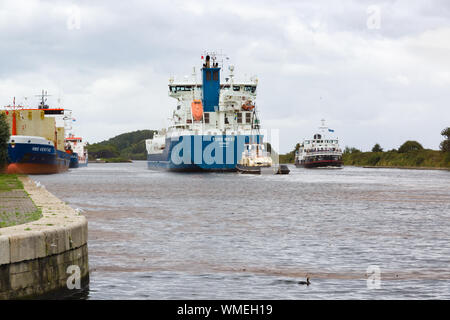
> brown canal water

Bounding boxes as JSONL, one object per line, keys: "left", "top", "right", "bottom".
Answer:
{"left": 32, "top": 162, "right": 450, "bottom": 299}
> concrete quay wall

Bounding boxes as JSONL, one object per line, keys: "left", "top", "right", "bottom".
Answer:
{"left": 0, "top": 177, "right": 89, "bottom": 299}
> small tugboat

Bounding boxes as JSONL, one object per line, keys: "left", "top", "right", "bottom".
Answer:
{"left": 236, "top": 142, "right": 272, "bottom": 174}
{"left": 295, "top": 119, "right": 343, "bottom": 168}
{"left": 275, "top": 164, "right": 290, "bottom": 174}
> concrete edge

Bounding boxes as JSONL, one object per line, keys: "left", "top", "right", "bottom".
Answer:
{"left": 0, "top": 176, "right": 87, "bottom": 265}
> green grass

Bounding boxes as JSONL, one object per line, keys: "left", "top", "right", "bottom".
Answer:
{"left": 102, "top": 157, "right": 133, "bottom": 163}
{"left": 0, "top": 174, "right": 43, "bottom": 228}
{"left": 0, "top": 207, "right": 42, "bottom": 228}
{"left": 343, "top": 150, "right": 450, "bottom": 168}
{"left": 0, "top": 174, "right": 24, "bottom": 192}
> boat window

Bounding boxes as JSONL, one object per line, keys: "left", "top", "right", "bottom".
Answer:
{"left": 245, "top": 112, "right": 251, "bottom": 123}
{"left": 237, "top": 112, "right": 242, "bottom": 123}
{"left": 206, "top": 71, "right": 211, "bottom": 81}
{"left": 244, "top": 86, "right": 256, "bottom": 93}
{"left": 213, "top": 71, "right": 219, "bottom": 81}
{"left": 233, "top": 86, "right": 240, "bottom": 91}
{"left": 224, "top": 117, "right": 229, "bottom": 124}
{"left": 204, "top": 113, "right": 210, "bottom": 124}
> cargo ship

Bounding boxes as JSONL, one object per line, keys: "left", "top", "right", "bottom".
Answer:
{"left": 65, "top": 135, "right": 88, "bottom": 168}
{"left": 295, "top": 120, "right": 343, "bottom": 168}
{"left": 1, "top": 93, "right": 71, "bottom": 174}
{"left": 146, "top": 53, "right": 264, "bottom": 171}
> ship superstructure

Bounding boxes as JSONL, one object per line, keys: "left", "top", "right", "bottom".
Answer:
{"left": 146, "top": 53, "right": 263, "bottom": 171}
{"left": 295, "top": 120, "right": 343, "bottom": 168}
{"left": 65, "top": 135, "right": 88, "bottom": 168}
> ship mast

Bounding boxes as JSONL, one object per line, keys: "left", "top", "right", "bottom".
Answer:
{"left": 36, "top": 90, "right": 51, "bottom": 109}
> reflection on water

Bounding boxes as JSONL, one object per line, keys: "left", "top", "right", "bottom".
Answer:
{"left": 33, "top": 162, "right": 450, "bottom": 299}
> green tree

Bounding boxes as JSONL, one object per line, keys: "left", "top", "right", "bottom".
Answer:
{"left": 344, "top": 146, "right": 361, "bottom": 154}
{"left": 440, "top": 127, "right": 450, "bottom": 152}
{"left": 87, "top": 144, "right": 120, "bottom": 159}
{"left": 87, "top": 130, "right": 156, "bottom": 160}
{"left": 371, "top": 143, "right": 383, "bottom": 152}
{"left": 398, "top": 140, "right": 423, "bottom": 153}
{"left": 0, "top": 113, "right": 10, "bottom": 171}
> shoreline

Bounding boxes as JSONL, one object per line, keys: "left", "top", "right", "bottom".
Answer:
{"left": 360, "top": 165, "right": 450, "bottom": 171}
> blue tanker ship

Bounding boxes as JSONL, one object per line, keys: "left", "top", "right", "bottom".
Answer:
{"left": 146, "top": 53, "right": 264, "bottom": 171}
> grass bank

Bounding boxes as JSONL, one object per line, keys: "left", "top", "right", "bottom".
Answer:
{"left": 0, "top": 174, "right": 43, "bottom": 228}
{"left": 0, "top": 174, "right": 24, "bottom": 191}
{"left": 343, "top": 150, "right": 450, "bottom": 169}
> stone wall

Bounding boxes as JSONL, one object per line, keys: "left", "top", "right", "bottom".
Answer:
{"left": 0, "top": 177, "right": 89, "bottom": 299}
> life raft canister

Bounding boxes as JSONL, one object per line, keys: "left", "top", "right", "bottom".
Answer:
{"left": 191, "top": 99, "right": 203, "bottom": 121}
{"left": 242, "top": 101, "right": 255, "bottom": 111}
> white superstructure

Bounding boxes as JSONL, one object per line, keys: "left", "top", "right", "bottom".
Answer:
{"left": 146, "top": 53, "right": 261, "bottom": 156}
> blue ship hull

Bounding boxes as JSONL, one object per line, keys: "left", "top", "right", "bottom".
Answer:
{"left": 69, "top": 153, "right": 79, "bottom": 168}
{"left": 147, "top": 134, "right": 262, "bottom": 172}
{"left": 7, "top": 142, "right": 71, "bottom": 174}
{"left": 68, "top": 153, "right": 89, "bottom": 168}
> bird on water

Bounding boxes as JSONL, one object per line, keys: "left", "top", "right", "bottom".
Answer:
{"left": 298, "top": 277, "right": 311, "bottom": 286}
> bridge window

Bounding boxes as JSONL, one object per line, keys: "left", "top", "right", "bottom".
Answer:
{"left": 244, "top": 86, "right": 256, "bottom": 93}
{"left": 237, "top": 112, "right": 242, "bottom": 123}
{"left": 204, "top": 113, "right": 210, "bottom": 124}
{"left": 233, "top": 86, "right": 240, "bottom": 91}
{"left": 170, "top": 86, "right": 193, "bottom": 93}
{"left": 245, "top": 112, "right": 251, "bottom": 123}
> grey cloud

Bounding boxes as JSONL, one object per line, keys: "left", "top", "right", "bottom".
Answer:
{"left": 1, "top": 0, "right": 449, "bottom": 152}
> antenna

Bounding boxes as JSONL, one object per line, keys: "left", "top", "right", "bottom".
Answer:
{"left": 36, "top": 90, "right": 51, "bottom": 109}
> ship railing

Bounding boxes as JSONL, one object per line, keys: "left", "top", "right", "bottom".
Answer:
{"left": 305, "top": 151, "right": 342, "bottom": 156}
{"left": 242, "top": 149, "right": 270, "bottom": 158}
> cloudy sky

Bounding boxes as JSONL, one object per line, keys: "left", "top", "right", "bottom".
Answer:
{"left": 1, "top": 0, "right": 449, "bottom": 153}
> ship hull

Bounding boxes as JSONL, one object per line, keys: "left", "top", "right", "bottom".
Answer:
{"left": 147, "top": 134, "right": 262, "bottom": 172}
{"left": 295, "top": 154, "right": 343, "bottom": 168}
{"left": 69, "top": 153, "right": 79, "bottom": 168}
{"left": 295, "top": 158, "right": 343, "bottom": 168}
{"left": 77, "top": 154, "right": 89, "bottom": 168}
{"left": 236, "top": 164, "right": 272, "bottom": 174}
{"left": 7, "top": 142, "right": 71, "bottom": 174}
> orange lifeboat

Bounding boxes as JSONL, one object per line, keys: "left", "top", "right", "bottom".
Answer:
{"left": 191, "top": 99, "right": 203, "bottom": 121}
{"left": 242, "top": 101, "right": 255, "bottom": 111}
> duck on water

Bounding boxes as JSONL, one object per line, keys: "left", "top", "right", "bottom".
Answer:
{"left": 298, "top": 277, "right": 311, "bottom": 286}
